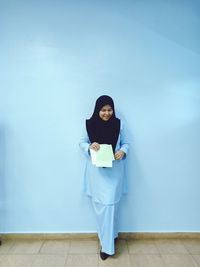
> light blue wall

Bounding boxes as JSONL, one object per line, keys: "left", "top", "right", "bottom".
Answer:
{"left": 0, "top": 0, "right": 200, "bottom": 233}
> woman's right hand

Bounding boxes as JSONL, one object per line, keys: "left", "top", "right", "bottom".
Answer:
{"left": 89, "top": 142, "right": 100, "bottom": 151}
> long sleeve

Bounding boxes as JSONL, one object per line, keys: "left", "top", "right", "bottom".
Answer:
{"left": 119, "top": 121, "right": 129, "bottom": 155}
{"left": 79, "top": 126, "right": 91, "bottom": 157}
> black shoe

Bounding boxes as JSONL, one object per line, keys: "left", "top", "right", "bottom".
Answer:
{"left": 100, "top": 250, "right": 110, "bottom": 260}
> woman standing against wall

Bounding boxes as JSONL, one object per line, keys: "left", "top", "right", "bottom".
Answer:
{"left": 79, "top": 95, "right": 129, "bottom": 260}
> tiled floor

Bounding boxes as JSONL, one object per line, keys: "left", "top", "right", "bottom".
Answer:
{"left": 0, "top": 238, "right": 200, "bottom": 266}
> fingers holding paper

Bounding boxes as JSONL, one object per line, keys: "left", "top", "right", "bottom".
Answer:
{"left": 114, "top": 150, "right": 125, "bottom": 160}
{"left": 89, "top": 142, "right": 100, "bottom": 151}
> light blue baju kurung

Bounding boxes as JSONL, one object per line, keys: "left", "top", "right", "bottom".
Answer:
{"left": 79, "top": 121, "right": 129, "bottom": 255}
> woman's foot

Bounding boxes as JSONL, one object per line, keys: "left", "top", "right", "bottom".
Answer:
{"left": 100, "top": 250, "right": 110, "bottom": 260}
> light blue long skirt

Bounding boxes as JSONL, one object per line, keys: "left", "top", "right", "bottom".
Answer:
{"left": 92, "top": 200, "right": 120, "bottom": 255}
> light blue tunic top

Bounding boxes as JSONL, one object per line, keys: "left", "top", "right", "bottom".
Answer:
{"left": 79, "top": 121, "right": 129, "bottom": 205}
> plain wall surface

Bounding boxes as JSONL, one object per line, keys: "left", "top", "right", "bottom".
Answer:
{"left": 0, "top": 0, "right": 200, "bottom": 233}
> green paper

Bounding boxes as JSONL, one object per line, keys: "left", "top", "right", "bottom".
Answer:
{"left": 96, "top": 144, "right": 114, "bottom": 161}
{"left": 90, "top": 144, "right": 114, "bottom": 167}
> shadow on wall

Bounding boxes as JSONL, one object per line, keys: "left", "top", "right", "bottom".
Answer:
{"left": 120, "top": 152, "right": 145, "bottom": 231}
{"left": 117, "top": 111, "right": 145, "bottom": 231}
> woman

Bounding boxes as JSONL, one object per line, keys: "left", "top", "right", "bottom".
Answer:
{"left": 79, "top": 95, "right": 129, "bottom": 260}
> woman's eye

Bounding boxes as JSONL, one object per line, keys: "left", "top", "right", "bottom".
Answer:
{"left": 101, "top": 109, "right": 112, "bottom": 112}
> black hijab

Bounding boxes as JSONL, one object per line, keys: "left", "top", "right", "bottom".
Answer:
{"left": 86, "top": 95, "right": 120, "bottom": 152}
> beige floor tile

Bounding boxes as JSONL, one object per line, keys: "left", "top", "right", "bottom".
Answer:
{"left": 192, "top": 254, "right": 200, "bottom": 266}
{"left": 0, "top": 240, "right": 15, "bottom": 254}
{"left": 69, "top": 240, "right": 99, "bottom": 254}
{"left": 99, "top": 254, "right": 131, "bottom": 267}
{"left": 0, "top": 254, "right": 35, "bottom": 267}
{"left": 65, "top": 254, "right": 98, "bottom": 267}
{"left": 115, "top": 239, "right": 129, "bottom": 255}
{"left": 32, "top": 254, "right": 67, "bottom": 267}
{"left": 130, "top": 254, "right": 166, "bottom": 267}
{"left": 40, "top": 240, "right": 70, "bottom": 254}
{"left": 181, "top": 239, "right": 200, "bottom": 254}
{"left": 161, "top": 254, "right": 199, "bottom": 267}
{"left": 9, "top": 240, "right": 44, "bottom": 254}
{"left": 0, "top": 255, "right": 6, "bottom": 266}
{"left": 155, "top": 239, "right": 189, "bottom": 254}
{"left": 127, "top": 240, "right": 159, "bottom": 254}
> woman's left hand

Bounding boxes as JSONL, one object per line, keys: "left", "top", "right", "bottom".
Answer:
{"left": 114, "top": 150, "right": 125, "bottom": 160}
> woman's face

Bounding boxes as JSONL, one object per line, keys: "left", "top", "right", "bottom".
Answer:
{"left": 99, "top": 105, "right": 113, "bottom": 121}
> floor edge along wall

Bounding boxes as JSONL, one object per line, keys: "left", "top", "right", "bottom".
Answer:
{"left": 1, "top": 232, "right": 200, "bottom": 240}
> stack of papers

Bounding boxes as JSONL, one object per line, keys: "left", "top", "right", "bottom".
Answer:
{"left": 90, "top": 144, "right": 115, "bottom": 167}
